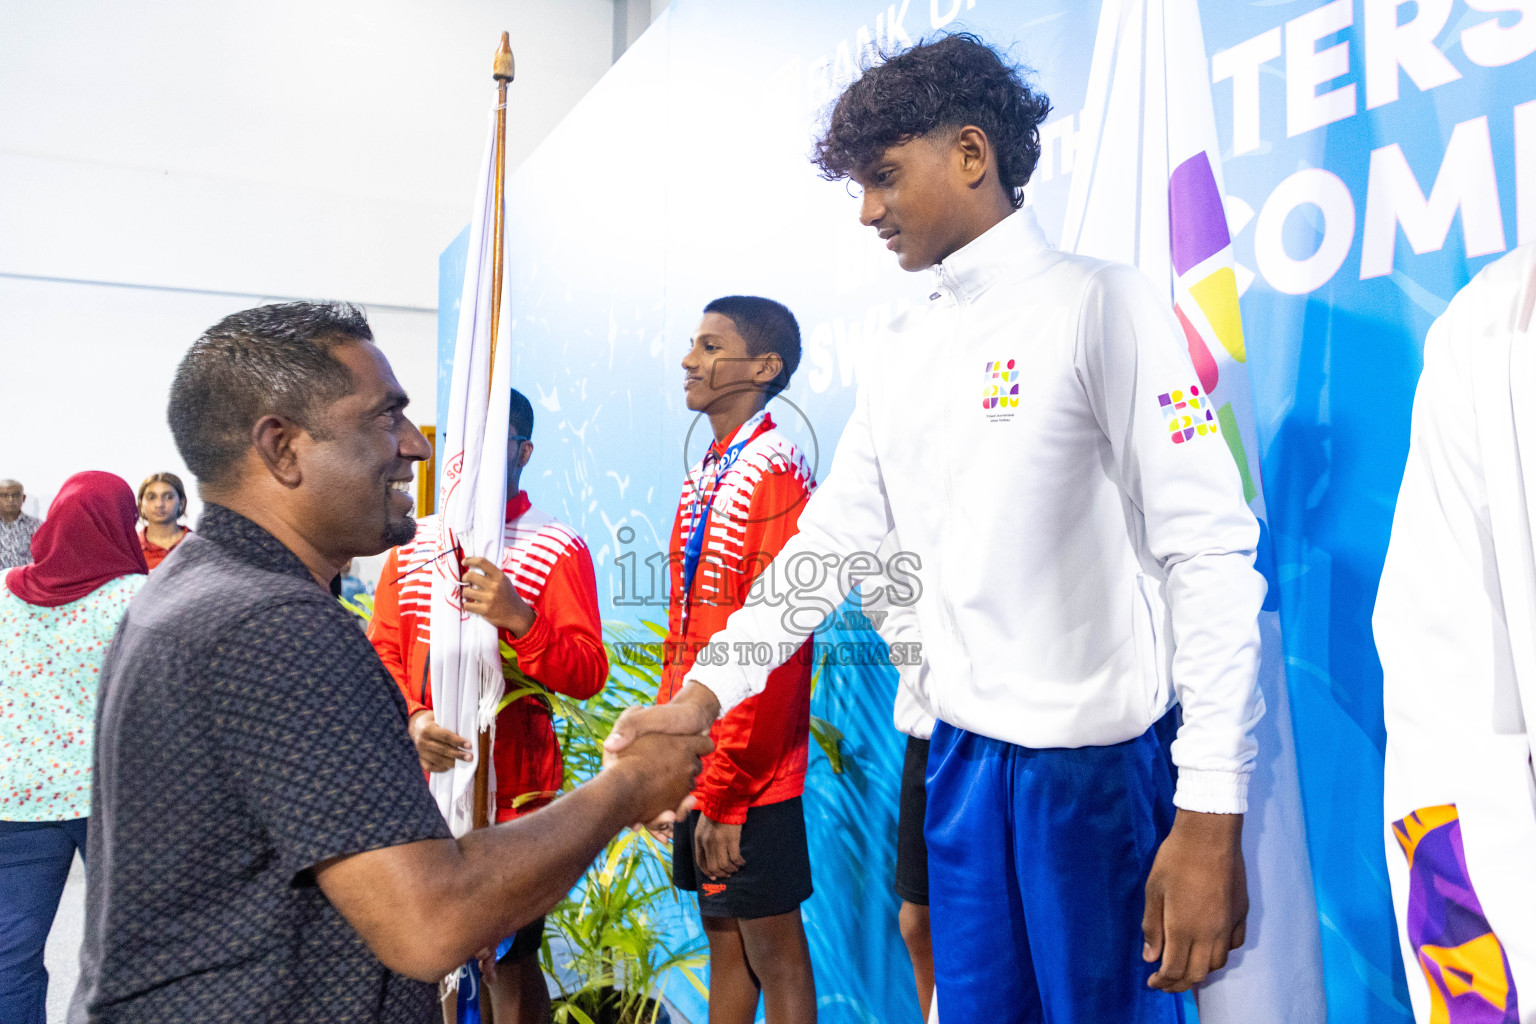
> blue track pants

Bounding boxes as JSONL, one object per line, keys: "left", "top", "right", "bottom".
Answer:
{"left": 925, "top": 716, "right": 1184, "bottom": 1023}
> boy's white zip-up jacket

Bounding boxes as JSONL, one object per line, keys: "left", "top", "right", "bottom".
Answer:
{"left": 688, "top": 209, "right": 1266, "bottom": 814}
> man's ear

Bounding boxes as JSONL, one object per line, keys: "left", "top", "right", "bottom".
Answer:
{"left": 955, "top": 125, "right": 991, "bottom": 189}
{"left": 251, "top": 414, "right": 305, "bottom": 489}
{"left": 518, "top": 441, "right": 534, "bottom": 469}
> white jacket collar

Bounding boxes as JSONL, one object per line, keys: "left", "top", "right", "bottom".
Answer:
{"left": 931, "top": 207, "right": 1052, "bottom": 302}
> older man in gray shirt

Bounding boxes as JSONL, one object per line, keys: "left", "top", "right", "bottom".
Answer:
{"left": 71, "top": 302, "right": 709, "bottom": 1024}
{"left": 0, "top": 479, "right": 41, "bottom": 568}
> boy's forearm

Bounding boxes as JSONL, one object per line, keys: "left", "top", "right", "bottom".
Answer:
{"left": 672, "top": 680, "right": 723, "bottom": 723}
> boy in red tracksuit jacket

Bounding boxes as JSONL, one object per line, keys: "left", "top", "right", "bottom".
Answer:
{"left": 660, "top": 296, "right": 817, "bottom": 1024}
{"left": 369, "top": 389, "right": 607, "bottom": 1024}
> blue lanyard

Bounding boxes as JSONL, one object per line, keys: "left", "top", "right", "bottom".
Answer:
{"left": 680, "top": 419, "right": 759, "bottom": 623}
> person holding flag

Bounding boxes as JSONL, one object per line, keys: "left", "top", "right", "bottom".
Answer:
{"left": 370, "top": 387, "right": 607, "bottom": 1024}
{"left": 608, "top": 34, "right": 1264, "bottom": 1023}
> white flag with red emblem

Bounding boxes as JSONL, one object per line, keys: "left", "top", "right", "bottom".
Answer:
{"left": 429, "top": 111, "right": 511, "bottom": 838}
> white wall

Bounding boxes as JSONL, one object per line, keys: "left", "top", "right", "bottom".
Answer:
{"left": 0, "top": 0, "right": 618, "bottom": 521}
{"left": 0, "top": 276, "right": 438, "bottom": 523}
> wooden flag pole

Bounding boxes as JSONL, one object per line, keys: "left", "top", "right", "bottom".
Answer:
{"left": 473, "top": 30, "right": 515, "bottom": 835}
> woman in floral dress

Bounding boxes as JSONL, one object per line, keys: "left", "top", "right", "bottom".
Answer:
{"left": 0, "top": 471, "right": 148, "bottom": 1024}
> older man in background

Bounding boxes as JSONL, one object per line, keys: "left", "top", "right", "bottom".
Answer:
{"left": 0, "top": 480, "right": 41, "bottom": 569}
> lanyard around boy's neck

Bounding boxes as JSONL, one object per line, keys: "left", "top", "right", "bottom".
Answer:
{"left": 680, "top": 411, "right": 765, "bottom": 630}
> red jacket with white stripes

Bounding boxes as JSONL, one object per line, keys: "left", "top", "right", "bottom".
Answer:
{"left": 658, "top": 410, "right": 816, "bottom": 825}
{"left": 369, "top": 492, "right": 608, "bottom": 822}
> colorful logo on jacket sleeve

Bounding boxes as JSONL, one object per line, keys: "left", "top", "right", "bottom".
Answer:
{"left": 1392, "top": 805, "right": 1519, "bottom": 1024}
{"left": 982, "top": 359, "right": 1019, "bottom": 410}
{"left": 1158, "top": 384, "right": 1218, "bottom": 444}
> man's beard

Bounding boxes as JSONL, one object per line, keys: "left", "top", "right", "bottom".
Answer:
{"left": 384, "top": 511, "right": 418, "bottom": 549}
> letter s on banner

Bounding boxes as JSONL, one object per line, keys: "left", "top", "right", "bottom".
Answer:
{"left": 1462, "top": 0, "right": 1536, "bottom": 68}
{"left": 1255, "top": 168, "right": 1357, "bottom": 295}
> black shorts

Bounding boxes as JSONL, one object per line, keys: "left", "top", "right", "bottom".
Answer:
{"left": 496, "top": 915, "right": 545, "bottom": 962}
{"left": 673, "top": 796, "right": 813, "bottom": 920}
{"left": 894, "top": 735, "right": 930, "bottom": 906}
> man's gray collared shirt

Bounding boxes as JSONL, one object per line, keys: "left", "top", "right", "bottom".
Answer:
{"left": 0, "top": 513, "right": 40, "bottom": 568}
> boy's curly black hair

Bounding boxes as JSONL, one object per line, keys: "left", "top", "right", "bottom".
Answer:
{"left": 813, "top": 33, "right": 1052, "bottom": 209}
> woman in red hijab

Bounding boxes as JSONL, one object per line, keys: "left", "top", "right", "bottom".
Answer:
{"left": 0, "top": 471, "right": 148, "bottom": 1024}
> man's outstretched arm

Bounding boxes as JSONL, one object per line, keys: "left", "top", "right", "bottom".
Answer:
{"left": 316, "top": 730, "right": 710, "bottom": 982}
{"left": 214, "top": 601, "right": 710, "bottom": 986}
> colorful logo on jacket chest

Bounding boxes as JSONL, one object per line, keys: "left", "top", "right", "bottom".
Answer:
{"left": 1159, "top": 384, "right": 1218, "bottom": 444}
{"left": 982, "top": 359, "right": 1019, "bottom": 415}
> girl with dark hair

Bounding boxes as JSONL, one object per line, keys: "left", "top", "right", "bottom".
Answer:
{"left": 137, "top": 471, "right": 191, "bottom": 569}
{"left": 0, "top": 472, "right": 149, "bottom": 1024}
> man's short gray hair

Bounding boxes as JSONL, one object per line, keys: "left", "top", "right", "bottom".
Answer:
{"left": 167, "top": 302, "right": 371, "bottom": 487}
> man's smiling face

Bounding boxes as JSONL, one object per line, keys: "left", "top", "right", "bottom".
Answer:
{"left": 295, "top": 341, "right": 431, "bottom": 556}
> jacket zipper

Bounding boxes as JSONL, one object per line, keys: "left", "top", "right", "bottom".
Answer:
{"left": 935, "top": 271, "right": 964, "bottom": 722}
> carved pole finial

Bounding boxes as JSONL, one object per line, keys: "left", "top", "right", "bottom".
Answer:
{"left": 493, "top": 31, "right": 514, "bottom": 82}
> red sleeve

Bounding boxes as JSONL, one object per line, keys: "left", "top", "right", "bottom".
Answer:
{"left": 368, "top": 547, "right": 427, "bottom": 718}
{"left": 502, "top": 538, "right": 609, "bottom": 700}
{"left": 691, "top": 462, "right": 811, "bottom": 824}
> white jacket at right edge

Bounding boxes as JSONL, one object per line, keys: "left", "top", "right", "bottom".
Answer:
{"left": 687, "top": 209, "right": 1266, "bottom": 815}
{"left": 1375, "top": 243, "right": 1536, "bottom": 1024}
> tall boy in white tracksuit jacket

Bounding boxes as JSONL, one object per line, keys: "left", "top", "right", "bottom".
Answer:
{"left": 609, "top": 35, "right": 1265, "bottom": 1024}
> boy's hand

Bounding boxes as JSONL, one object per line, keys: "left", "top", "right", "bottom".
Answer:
{"left": 1142, "top": 810, "right": 1248, "bottom": 992}
{"left": 604, "top": 683, "right": 720, "bottom": 829}
{"left": 407, "top": 709, "right": 473, "bottom": 773}
{"left": 694, "top": 815, "right": 745, "bottom": 880}
{"left": 461, "top": 556, "right": 536, "bottom": 636}
{"left": 605, "top": 682, "right": 720, "bottom": 755}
